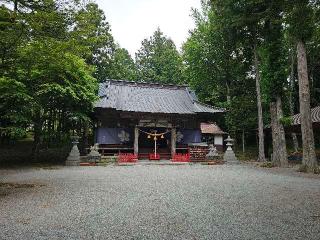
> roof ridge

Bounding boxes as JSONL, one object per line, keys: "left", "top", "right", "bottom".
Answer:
{"left": 105, "top": 79, "right": 189, "bottom": 88}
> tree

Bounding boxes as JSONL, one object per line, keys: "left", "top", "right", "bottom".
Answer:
{"left": 285, "top": 0, "right": 318, "bottom": 171}
{"left": 136, "top": 28, "right": 184, "bottom": 84}
{"left": 17, "top": 39, "right": 97, "bottom": 156}
{"left": 287, "top": 47, "right": 299, "bottom": 152}
{"left": 71, "top": 2, "right": 115, "bottom": 82}
{"left": 259, "top": 3, "right": 288, "bottom": 167}
{"left": 0, "top": 77, "right": 31, "bottom": 142}
{"left": 0, "top": 0, "right": 99, "bottom": 158}
{"left": 183, "top": 1, "right": 259, "bottom": 150}
{"left": 209, "top": 0, "right": 267, "bottom": 161}
{"left": 108, "top": 47, "right": 138, "bottom": 81}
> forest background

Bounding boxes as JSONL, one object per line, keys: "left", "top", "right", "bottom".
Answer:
{"left": 0, "top": 0, "right": 319, "bottom": 169}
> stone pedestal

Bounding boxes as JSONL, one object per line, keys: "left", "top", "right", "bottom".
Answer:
{"left": 87, "top": 143, "right": 101, "bottom": 163}
{"left": 223, "top": 136, "right": 239, "bottom": 164}
{"left": 206, "top": 144, "right": 219, "bottom": 160}
{"left": 66, "top": 138, "right": 80, "bottom": 166}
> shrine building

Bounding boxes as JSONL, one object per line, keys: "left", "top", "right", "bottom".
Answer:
{"left": 93, "top": 80, "right": 224, "bottom": 160}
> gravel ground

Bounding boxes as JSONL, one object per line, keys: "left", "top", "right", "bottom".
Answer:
{"left": 0, "top": 164, "right": 320, "bottom": 240}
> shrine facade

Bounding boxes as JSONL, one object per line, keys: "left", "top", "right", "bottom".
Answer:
{"left": 93, "top": 80, "right": 224, "bottom": 160}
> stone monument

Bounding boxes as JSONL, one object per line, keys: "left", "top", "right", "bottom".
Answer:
{"left": 65, "top": 135, "right": 80, "bottom": 166}
{"left": 223, "top": 135, "right": 239, "bottom": 164}
{"left": 206, "top": 144, "right": 219, "bottom": 160}
{"left": 87, "top": 143, "right": 101, "bottom": 163}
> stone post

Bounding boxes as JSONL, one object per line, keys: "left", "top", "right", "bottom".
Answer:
{"left": 134, "top": 126, "right": 139, "bottom": 155}
{"left": 66, "top": 136, "right": 80, "bottom": 166}
{"left": 171, "top": 127, "right": 176, "bottom": 157}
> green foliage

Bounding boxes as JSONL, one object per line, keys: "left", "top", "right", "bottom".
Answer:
{"left": 136, "top": 28, "right": 184, "bottom": 84}
{"left": 284, "top": 0, "right": 320, "bottom": 106}
{"left": 17, "top": 39, "right": 98, "bottom": 106}
{"left": 183, "top": 0, "right": 320, "bottom": 152}
{"left": 226, "top": 95, "right": 258, "bottom": 134}
{"left": 259, "top": 7, "right": 288, "bottom": 100}
{"left": 0, "top": 77, "right": 31, "bottom": 139}
{"left": 285, "top": 0, "right": 314, "bottom": 42}
{"left": 279, "top": 116, "right": 293, "bottom": 127}
{"left": 71, "top": 2, "right": 116, "bottom": 82}
{"left": 108, "top": 48, "right": 138, "bottom": 81}
{"left": 183, "top": 0, "right": 258, "bottom": 134}
{"left": 0, "top": 1, "right": 106, "bottom": 152}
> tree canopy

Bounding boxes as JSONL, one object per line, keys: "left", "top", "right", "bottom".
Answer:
{"left": 136, "top": 28, "right": 184, "bottom": 84}
{"left": 0, "top": 0, "right": 137, "bottom": 155}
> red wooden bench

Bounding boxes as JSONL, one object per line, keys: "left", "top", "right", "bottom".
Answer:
{"left": 118, "top": 153, "right": 138, "bottom": 163}
{"left": 172, "top": 153, "right": 190, "bottom": 162}
{"left": 149, "top": 153, "right": 160, "bottom": 160}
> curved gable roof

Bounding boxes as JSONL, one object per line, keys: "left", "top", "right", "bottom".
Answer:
{"left": 95, "top": 80, "right": 224, "bottom": 115}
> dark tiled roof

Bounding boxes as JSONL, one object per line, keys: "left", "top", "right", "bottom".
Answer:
{"left": 292, "top": 106, "right": 320, "bottom": 125}
{"left": 95, "top": 80, "right": 224, "bottom": 115}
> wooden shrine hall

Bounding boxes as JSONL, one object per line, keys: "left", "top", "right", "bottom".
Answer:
{"left": 93, "top": 80, "right": 224, "bottom": 160}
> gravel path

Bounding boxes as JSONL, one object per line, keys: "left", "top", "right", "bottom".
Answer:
{"left": 0, "top": 164, "right": 320, "bottom": 240}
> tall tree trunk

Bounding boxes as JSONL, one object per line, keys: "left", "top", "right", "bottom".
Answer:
{"left": 288, "top": 48, "right": 299, "bottom": 152}
{"left": 242, "top": 129, "right": 245, "bottom": 153}
{"left": 83, "top": 121, "right": 89, "bottom": 154}
{"left": 270, "top": 97, "right": 288, "bottom": 167}
{"left": 32, "top": 110, "right": 43, "bottom": 161}
{"left": 296, "top": 40, "right": 317, "bottom": 171}
{"left": 226, "top": 82, "right": 231, "bottom": 104}
{"left": 254, "top": 46, "right": 266, "bottom": 162}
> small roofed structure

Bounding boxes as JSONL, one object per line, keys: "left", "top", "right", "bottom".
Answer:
{"left": 290, "top": 106, "right": 320, "bottom": 149}
{"left": 200, "top": 123, "right": 227, "bottom": 151}
{"left": 292, "top": 106, "right": 320, "bottom": 127}
{"left": 264, "top": 106, "right": 320, "bottom": 132}
{"left": 263, "top": 106, "right": 320, "bottom": 159}
{"left": 93, "top": 80, "right": 224, "bottom": 160}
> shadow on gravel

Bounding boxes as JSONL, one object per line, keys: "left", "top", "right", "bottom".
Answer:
{"left": 0, "top": 182, "right": 45, "bottom": 197}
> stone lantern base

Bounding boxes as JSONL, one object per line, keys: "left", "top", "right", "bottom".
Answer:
{"left": 223, "top": 148, "right": 240, "bottom": 164}
{"left": 66, "top": 144, "right": 80, "bottom": 166}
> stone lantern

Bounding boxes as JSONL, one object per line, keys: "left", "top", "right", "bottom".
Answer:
{"left": 66, "top": 135, "right": 80, "bottom": 166}
{"left": 223, "top": 135, "right": 239, "bottom": 164}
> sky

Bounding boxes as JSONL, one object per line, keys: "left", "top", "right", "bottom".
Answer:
{"left": 95, "top": 0, "right": 201, "bottom": 57}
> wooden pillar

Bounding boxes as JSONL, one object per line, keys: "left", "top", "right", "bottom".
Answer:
{"left": 171, "top": 127, "right": 176, "bottom": 157}
{"left": 134, "top": 126, "right": 139, "bottom": 155}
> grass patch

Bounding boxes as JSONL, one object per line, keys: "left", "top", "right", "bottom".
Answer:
{"left": 235, "top": 148, "right": 258, "bottom": 162}
{"left": 260, "top": 162, "right": 275, "bottom": 168}
{"left": 0, "top": 182, "right": 45, "bottom": 198}
{"left": 297, "top": 164, "right": 320, "bottom": 174}
{"left": 0, "top": 182, "right": 45, "bottom": 188}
